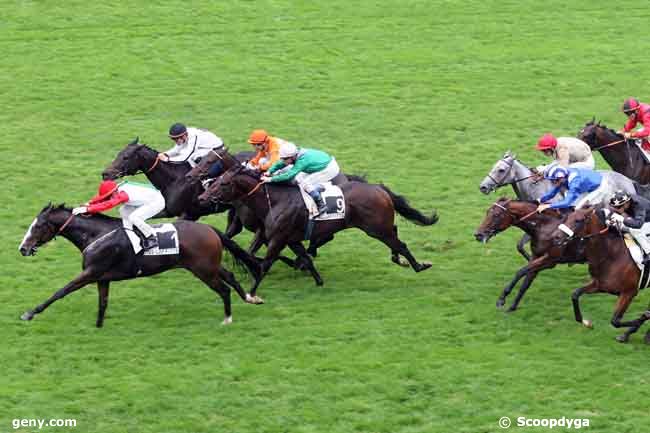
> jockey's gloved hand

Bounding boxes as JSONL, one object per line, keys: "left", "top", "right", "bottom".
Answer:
{"left": 260, "top": 176, "right": 272, "bottom": 183}
{"left": 610, "top": 213, "right": 625, "bottom": 224}
{"left": 72, "top": 206, "right": 88, "bottom": 215}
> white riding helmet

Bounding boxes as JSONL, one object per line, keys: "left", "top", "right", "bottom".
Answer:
{"left": 279, "top": 142, "right": 299, "bottom": 158}
{"left": 544, "top": 163, "right": 569, "bottom": 181}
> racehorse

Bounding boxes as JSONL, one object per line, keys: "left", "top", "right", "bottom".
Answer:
{"left": 479, "top": 151, "right": 555, "bottom": 260}
{"left": 197, "top": 160, "right": 437, "bottom": 295}
{"left": 474, "top": 198, "right": 585, "bottom": 311}
{"left": 18, "top": 204, "right": 262, "bottom": 327}
{"left": 578, "top": 120, "right": 650, "bottom": 184}
{"left": 101, "top": 137, "right": 253, "bottom": 221}
{"left": 552, "top": 206, "right": 649, "bottom": 343}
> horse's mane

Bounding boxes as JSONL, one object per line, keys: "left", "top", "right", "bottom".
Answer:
{"left": 588, "top": 120, "right": 622, "bottom": 137}
{"left": 48, "top": 203, "right": 120, "bottom": 222}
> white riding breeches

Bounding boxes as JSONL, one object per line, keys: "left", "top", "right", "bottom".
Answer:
{"left": 575, "top": 178, "right": 610, "bottom": 209}
{"left": 294, "top": 158, "right": 340, "bottom": 193}
{"left": 568, "top": 154, "right": 595, "bottom": 170}
{"left": 628, "top": 222, "right": 650, "bottom": 255}
{"left": 120, "top": 195, "right": 165, "bottom": 238}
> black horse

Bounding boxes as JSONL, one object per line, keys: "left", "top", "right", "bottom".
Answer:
{"left": 198, "top": 157, "right": 437, "bottom": 295}
{"left": 101, "top": 137, "right": 254, "bottom": 221}
{"left": 578, "top": 120, "right": 650, "bottom": 184}
{"left": 18, "top": 204, "right": 263, "bottom": 327}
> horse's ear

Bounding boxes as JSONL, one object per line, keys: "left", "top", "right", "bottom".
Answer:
{"left": 591, "top": 116, "right": 595, "bottom": 124}
{"left": 503, "top": 150, "right": 512, "bottom": 158}
{"left": 128, "top": 136, "right": 139, "bottom": 146}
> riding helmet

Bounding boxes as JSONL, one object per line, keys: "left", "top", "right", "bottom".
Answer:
{"left": 622, "top": 98, "right": 640, "bottom": 115}
{"left": 248, "top": 129, "right": 269, "bottom": 145}
{"left": 610, "top": 190, "right": 631, "bottom": 207}
{"left": 543, "top": 164, "right": 569, "bottom": 181}
{"left": 536, "top": 133, "right": 557, "bottom": 151}
{"left": 168, "top": 123, "right": 188, "bottom": 138}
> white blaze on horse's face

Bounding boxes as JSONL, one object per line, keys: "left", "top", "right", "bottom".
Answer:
{"left": 19, "top": 218, "right": 38, "bottom": 252}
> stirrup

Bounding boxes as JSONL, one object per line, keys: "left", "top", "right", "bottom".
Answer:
{"left": 142, "top": 235, "right": 158, "bottom": 250}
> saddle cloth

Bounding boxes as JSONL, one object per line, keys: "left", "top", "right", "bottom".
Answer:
{"left": 299, "top": 183, "right": 346, "bottom": 221}
{"left": 125, "top": 223, "right": 179, "bottom": 256}
{"left": 623, "top": 234, "right": 650, "bottom": 290}
{"left": 634, "top": 139, "right": 650, "bottom": 164}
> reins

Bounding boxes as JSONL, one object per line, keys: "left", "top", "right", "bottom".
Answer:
{"left": 591, "top": 139, "right": 625, "bottom": 152}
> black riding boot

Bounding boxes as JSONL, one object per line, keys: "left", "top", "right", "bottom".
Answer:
{"left": 308, "top": 190, "right": 328, "bottom": 216}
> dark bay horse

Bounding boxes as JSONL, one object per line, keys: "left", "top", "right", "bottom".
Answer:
{"left": 198, "top": 162, "right": 437, "bottom": 295}
{"left": 552, "top": 206, "right": 649, "bottom": 343}
{"left": 18, "top": 204, "right": 262, "bottom": 327}
{"left": 101, "top": 137, "right": 253, "bottom": 221}
{"left": 474, "top": 198, "right": 585, "bottom": 311}
{"left": 578, "top": 120, "right": 650, "bottom": 184}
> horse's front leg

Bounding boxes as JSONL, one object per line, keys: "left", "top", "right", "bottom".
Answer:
{"left": 96, "top": 281, "right": 110, "bottom": 328}
{"left": 507, "top": 257, "right": 557, "bottom": 312}
{"left": 516, "top": 234, "right": 532, "bottom": 261}
{"left": 21, "top": 268, "right": 99, "bottom": 321}
{"left": 571, "top": 280, "right": 599, "bottom": 328}
{"left": 288, "top": 242, "right": 323, "bottom": 286}
{"left": 249, "top": 236, "right": 289, "bottom": 300}
{"left": 497, "top": 254, "right": 547, "bottom": 309}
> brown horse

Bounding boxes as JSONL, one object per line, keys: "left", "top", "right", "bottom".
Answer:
{"left": 197, "top": 161, "right": 437, "bottom": 295}
{"left": 474, "top": 198, "right": 585, "bottom": 311}
{"left": 551, "top": 206, "right": 648, "bottom": 343}
{"left": 18, "top": 204, "right": 262, "bottom": 327}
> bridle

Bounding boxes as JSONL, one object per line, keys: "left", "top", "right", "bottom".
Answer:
{"left": 491, "top": 200, "right": 538, "bottom": 224}
{"left": 486, "top": 157, "right": 537, "bottom": 190}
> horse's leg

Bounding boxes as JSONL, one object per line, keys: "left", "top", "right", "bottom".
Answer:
{"left": 516, "top": 234, "right": 532, "bottom": 262}
{"left": 225, "top": 209, "right": 243, "bottom": 238}
{"left": 496, "top": 255, "right": 548, "bottom": 309}
{"left": 21, "top": 268, "right": 98, "bottom": 321}
{"left": 368, "top": 225, "right": 431, "bottom": 272}
{"left": 288, "top": 242, "right": 323, "bottom": 286}
{"left": 390, "top": 226, "right": 410, "bottom": 267}
{"left": 96, "top": 281, "right": 110, "bottom": 328}
{"left": 610, "top": 292, "right": 639, "bottom": 343}
{"left": 250, "top": 237, "right": 289, "bottom": 300}
{"left": 571, "top": 280, "right": 599, "bottom": 328}
{"left": 191, "top": 267, "right": 233, "bottom": 324}
{"left": 307, "top": 233, "right": 334, "bottom": 257}
{"left": 218, "top": 267, "right": 254, "bottom": 304}
{"left": 616, "top": 310, "right": 650, "bottom": 343}
{"left": 506, "top": 258, "right": 557, "bottom": 312}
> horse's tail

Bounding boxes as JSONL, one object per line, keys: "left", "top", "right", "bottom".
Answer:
{"left": 209, "top": 226, "right": 261, "bottom": 281}
{"left": 379, "top": 184, "right": 439, "bottom": 226}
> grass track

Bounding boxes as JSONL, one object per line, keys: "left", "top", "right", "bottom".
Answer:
{"left": 2, "top": 2, "right": 650, "bottom": 432}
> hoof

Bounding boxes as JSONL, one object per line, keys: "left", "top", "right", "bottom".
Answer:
{"left": 252, "top": 295, "right": 265, "bottom": 305}
{"left": 221, "top": 316, "right": 233, "bottom": 326}
{"left": 505, "top": 305, "right": 518, "bottom": 313}
{"left": 644, "top": 332, "right": 650, "bottom": 345}
{"left": 496, "top": 299, "right": 505, "bottom": 309}
{"left": 20, "top": 311, "right": 34, "bottom": 321}
{"left": 582, "top": 319, "right": 593, "bottom": 329}
{"left": 415, "top": 262, "right": 432, "bottom": 272}
{"left": 615, "top": 334, "right": 629, "bottom": 343}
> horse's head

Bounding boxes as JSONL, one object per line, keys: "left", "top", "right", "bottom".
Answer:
{"left": 551, "top": 206, "right": 605, "bottom": 246}
{"left": 19, "top": 203, "right": 70, "bottom": 256}
{"left": 474, "top": 198, "right": 518, "bottom": 243}
{"left": 184, "top": 147, "right": 240, "bottom": 183}
{"left": 479, "top": 151, "right": 518, "bottom": 194}
{"left": 102, "top": 137, "right": 155, "bottom": 180}
{"left": 198, "top": 165, "right": 259, "bottom": 206}
{"left": 578, "top": 119, "right": 622, "bottom": 149}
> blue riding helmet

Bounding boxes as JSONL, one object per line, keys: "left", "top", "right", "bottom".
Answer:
{"left": 544, "top": 164, "right": 569, "bottom": 181}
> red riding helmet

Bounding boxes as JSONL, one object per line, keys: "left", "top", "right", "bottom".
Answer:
{"left": 536, "top": 133, "right": 557, "bottom": 151}
{"left": 96, "top": 180, "right": 118, "bottom": 201}
{"left": 622, "top": 98, "right": 640, "bottom": 115}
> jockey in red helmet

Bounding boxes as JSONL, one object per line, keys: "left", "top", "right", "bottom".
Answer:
{"left": 535, "top": 133, "right": 594, "bottom": 172}
{"left": 620, "top": 98, "right": 650, "bottom": 150}
{"left": 73, "top": 180, "right": 166, "bottom": 250}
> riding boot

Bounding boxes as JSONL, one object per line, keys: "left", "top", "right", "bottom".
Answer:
{"left": 142, "top": 235, "right": 158, "bottom": 250}
{"left": 308, "top": 190, "right": 328, "bottom": 216}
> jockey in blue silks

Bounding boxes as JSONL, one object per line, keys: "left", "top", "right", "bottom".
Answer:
{"left": 536, "top": 164, "right": 605, "bottom": 213}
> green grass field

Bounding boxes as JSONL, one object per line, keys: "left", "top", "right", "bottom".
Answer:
{"left": 3, "top": 1, "right": 650, "bottom": 432}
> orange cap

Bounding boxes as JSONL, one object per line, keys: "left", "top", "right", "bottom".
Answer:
{"left": 248, "top": 129, "right": 269, "bottom": 145}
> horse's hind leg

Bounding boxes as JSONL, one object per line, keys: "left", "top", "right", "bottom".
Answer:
{"left": 96, "top": 281, "right": 110, "bottom": 328}
{"left": 390, "top": 226, "right": 410, "bottom": 267}
{"left": 617, "top": 311, "right": 650, "bottom": 343}
{"left": 218, "top": 267, "right": 254, "bottom": 304}
{"left": 289, "top": 242, "right": 323, "bottom": 286}
{"left": 610, "top": 292, "right": 639, "bottom": 343}
{"left": 189, "top": 266, "right": 233, "bottom": 324}
{"left": 370, "top": 225, "right": 431, "bottom": 272}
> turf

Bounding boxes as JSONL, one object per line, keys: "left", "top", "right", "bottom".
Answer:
{"left": 2, "top": 1, "right": 649, "bottom": 432}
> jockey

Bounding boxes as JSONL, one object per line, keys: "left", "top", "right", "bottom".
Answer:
{"left": 158, "top": 123, "right": 225, "bottom": 176}
{"left": 246, "top": 129, "right": 282, "bottom": 172}
{"left": 535, "top": 133, "right": 594, "bottom": 171}
{"left": 619, "top": 98, "right": 650, "bottom": 150}
{"left": 72, "top": 180, "right": 166, "bottom": 250}
{"left": 261, "top": 142, "right": 340, "bottom": 216}
{"left": 536, "top": 164, "right": 605, "bottom": 212}
{"left": 607, "top": 190, "right": 650, "bottom": 264}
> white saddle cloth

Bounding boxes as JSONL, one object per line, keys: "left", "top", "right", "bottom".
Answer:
{"left": 299, "top": 183, "right": 346, "bottom": 221}
{"left": 125, "top": 223, "right": 179, "bottom": 255}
